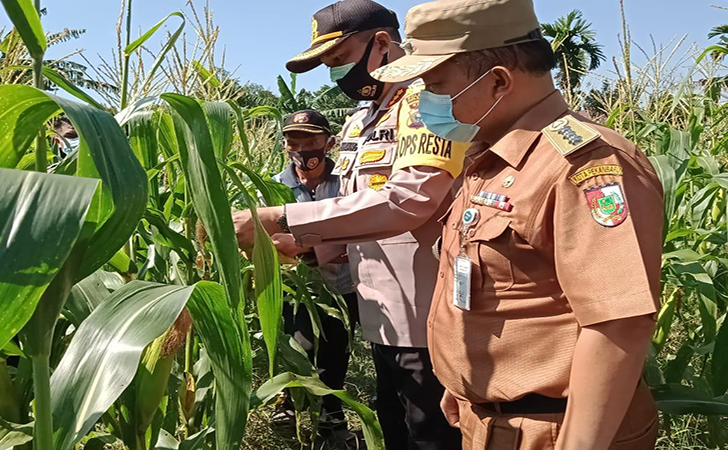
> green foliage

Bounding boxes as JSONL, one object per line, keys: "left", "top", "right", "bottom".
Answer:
{"left": 0, "top": 168, "right": 98, "bottom": 350}
{"left": 16, "top": 2, "right": 728, "bottom": 449}
{"left": 542, "top": 9, "right": 605, "bottom": 103}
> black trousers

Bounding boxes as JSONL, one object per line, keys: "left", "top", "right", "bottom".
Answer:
{"left": 283, "top": 292, "right": 360, "bottom": 428}
{"left": 372, "top": 344, "right": 462, "bottom": 450}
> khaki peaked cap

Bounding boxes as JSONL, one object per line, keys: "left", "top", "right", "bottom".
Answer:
{"left": 372, "top": 0, "right": 542, "bottom": 83}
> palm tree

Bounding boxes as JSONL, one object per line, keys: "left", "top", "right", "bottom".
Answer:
{"left": 708, "top": 24, "right": 728, "bottom": 60}
{"left": 542, "top": 10, "right": 605, "bottom": 100}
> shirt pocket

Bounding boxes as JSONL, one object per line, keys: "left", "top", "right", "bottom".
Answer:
{"left": 467, "top": 216, "right": 514, "bottom": 291}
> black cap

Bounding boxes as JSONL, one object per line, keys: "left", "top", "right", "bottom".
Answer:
{"left": 286, "top": 0, "right": 399, "bottom": 74}
{"left": 283, "top": 110, "right": 332, "bottom": 135}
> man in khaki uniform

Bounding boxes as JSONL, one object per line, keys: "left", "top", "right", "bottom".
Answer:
{"left": 372, "top": 0, "right": 663, "bottom": 449}
{"left": 233, "top": 1, "right": 468, "bottom": 447}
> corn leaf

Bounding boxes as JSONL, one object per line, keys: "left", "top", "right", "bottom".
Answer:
{"left": 226, "top": 162, "right": 296, "bottom": 206}
{"left": 54, "top": 95, "right": 149, "bottom": 280}
{"left": 128, "top": 111, "right": 160, "bottom": 207}
{"left": 2, "top": 64, "right": 105, "bottom": 110}
{"left": 124, "top": 12, "right": 183, "bottom": 55}
{"left": 64, "top": 271, "right": 111, "bottom": 327}
{"left": 160, "top": 95, "right": 241, "bottom": 307}
{"left": 0, "top": 168, "right": 98, "bottom": 350}
{"left": 251, "top": 200, "right": 283, "bottom": 376}
{"left": 50, "top": 281, "right": 195, "bottom": 450}
{"left": 192, "top": 61, "right": 221, "bottom": 88}
{"left": 43, "top": 67, "right": 105, "bottom": 110}
{"left": 252, "top": 372, "right": 385, "bottom": 450}
{"left": 124, "top": 12, "right": 185, "bottom": 92}
{"left": 115, "top": 96, "right": 158, "bottom": 127}
{"left": 0, "top": 0, "right": 45, "bottom": 59}
{"left": 652, "top": 289, "right": 679, "bottom": 354}
{"left": 160, "top": 94, "right": 253, "bottom": 448}
{"left": 653, "top": 384, "right": 728, "bottom": 415}
{"left": 186, "top": 282, "right": 251, "bottom": 449}
{"left": 0, "top": 85, "right": 149, "bottom": 281}
{"left": 231, "top": 180, "right": 283, "bottom": 376}
{"left": 712, "top": 322, "right": 728, "bottom": 395}
{"left": 673, "top": 261, "right": 718, "bottom": 342}
{"left": 0, "top": 85, "right": 59, "bottom": 168}
{"left": 156, "top": 427, "right": 213, "bottom": 450}
{"left": 0, "top": 418, "right": 33, "bottom": 449}
{"left": 202, "top": 102, "right": 233, "bottom": 160}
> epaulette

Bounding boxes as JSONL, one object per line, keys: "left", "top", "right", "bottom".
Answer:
{"left": 344, "top": 106, "right": 367, "bottom": 121}
{"left": 542, "top": 114, "right": 601, "bottom": 157}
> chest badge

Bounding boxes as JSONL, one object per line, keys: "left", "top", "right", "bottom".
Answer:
{"left": 348, "top": 124, "right": 362, "bottom": 138}
{"left": 584, "top": 183, "right": 628, "bottom": 227}
{"left": 502, "top": 175, "right": 515, "bottom": 188}
{"left": 368, "top": 173, "right": 388, "bottom": 191}
{"left": 470, "top": 191, "right": 513, "bottom": 212}
{"left": 462, "top": 208, "right": 480, "bottom": 229}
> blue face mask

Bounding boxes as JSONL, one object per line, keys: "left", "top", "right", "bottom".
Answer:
{"left": 329, "top": 63, "right": 355, "bottom": 82}
{"left": 419, "top": 69, "right": 504, "bottom": 143}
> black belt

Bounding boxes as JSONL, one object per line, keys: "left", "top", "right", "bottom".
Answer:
{"left": 476, "top": 394, "right": 567, "bottom": 415}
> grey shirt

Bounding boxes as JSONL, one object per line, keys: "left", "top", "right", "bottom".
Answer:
{"left": 274, "top": 159, "right": 355, "bottom": 296}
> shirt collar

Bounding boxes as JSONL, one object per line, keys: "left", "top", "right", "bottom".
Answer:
{"left": 488, "top": 90, "right": 569, "bottom": 168}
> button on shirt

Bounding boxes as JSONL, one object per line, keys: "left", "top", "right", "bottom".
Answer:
{"left": 429, "top": 91, "right": 664, "bottom": 404}
{"left": 274, "top": 159, "right": 355, "bottom": 296}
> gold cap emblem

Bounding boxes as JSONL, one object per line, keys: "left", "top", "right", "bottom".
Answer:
{"left": 311, "top": 18, "right": 319, "bottom": 42}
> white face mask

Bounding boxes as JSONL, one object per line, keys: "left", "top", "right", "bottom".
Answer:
{"left": 64, "top": 137, "right": 80, "bottom": 151}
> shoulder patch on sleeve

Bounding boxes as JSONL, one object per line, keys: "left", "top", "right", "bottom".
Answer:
{"left": 543, "top": 114, "right": 601, "bottom": 157}
{"left": 569, "top": 165, "right": 623, "bottom": 186}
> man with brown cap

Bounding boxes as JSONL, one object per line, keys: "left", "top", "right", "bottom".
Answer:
{"left": 233, "top": 1, "right": 468, "bottom": 448}
{"left": 372, "top": 0, "right": 663, "bottom": 449}
{"left": 271, "top": 110, "right": 362, "bottom": 446}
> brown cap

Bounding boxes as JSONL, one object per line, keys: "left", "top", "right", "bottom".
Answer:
{"left": 372, "top": 0, "right": 542, "bottom": 83}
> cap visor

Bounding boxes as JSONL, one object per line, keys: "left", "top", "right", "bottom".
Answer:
{"left": 286, "top": 35, "right": 352, "bottom": 74}
{"left": 371, "top": 54, "right": 454, "bottom": 83}
{"left": 283, "top": 124, "right": 329, "bottom": 134}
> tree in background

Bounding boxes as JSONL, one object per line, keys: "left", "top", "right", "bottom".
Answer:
{"left": 278, "top": 73, "right": 358, "bottom": 133}
{"left": 0, "top": 20, "right": 116, "bottom": 96}
{"left": 542, "top": 10, "right": 605, "bottom": 102}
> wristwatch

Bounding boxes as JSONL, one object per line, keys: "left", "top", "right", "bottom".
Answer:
{"left": 277, "top": 210, "right": 291, "bottom": 234}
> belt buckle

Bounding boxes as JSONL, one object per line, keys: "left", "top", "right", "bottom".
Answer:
{"left": 493, "top": 401, "right": 502, "bottom": 415}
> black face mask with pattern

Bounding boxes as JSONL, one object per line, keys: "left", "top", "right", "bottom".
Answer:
{"left": 336, "top": 36, "right": 388, "bottom": 101}
{"left": 290, "top": 149, "right": 326, "bottom": 172}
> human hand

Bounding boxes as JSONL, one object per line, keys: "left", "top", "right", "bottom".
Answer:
{"left": 272, "top": 233, "right": 308, "bottom": 258}
{"left": 232, "top": 206, "right": 285, "bottom": 248}
{"left": 232, "top": 209, "right": 255, "bottom": 248}
{"left": 440, "top": 389, "right": 461, "bottom": 429}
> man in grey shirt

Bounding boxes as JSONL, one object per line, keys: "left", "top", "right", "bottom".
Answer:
{"left": 273, "top": 110, "right": 359, "bottom": 446}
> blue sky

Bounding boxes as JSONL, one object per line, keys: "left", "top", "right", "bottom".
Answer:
{"left": 0, "top": 0, "right": 723, "bottom": 93}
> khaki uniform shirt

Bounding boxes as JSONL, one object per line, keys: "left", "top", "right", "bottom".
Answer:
{"left": 287, "top": 80, "right": 470, "bottom": 347}
{"left": 429, "top": 91, "right": 663, "bottom": 403}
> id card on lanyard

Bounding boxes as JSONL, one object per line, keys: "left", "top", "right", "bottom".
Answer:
{"left": 453, "top": 256, "right": 472, "bottom": 311}
{"left": 453, "top": 208, "right": 479, "bottom": 311}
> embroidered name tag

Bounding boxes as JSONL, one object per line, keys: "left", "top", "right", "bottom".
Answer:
{"left": 569, "top": 165, "right": 623, "bottom": 186}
